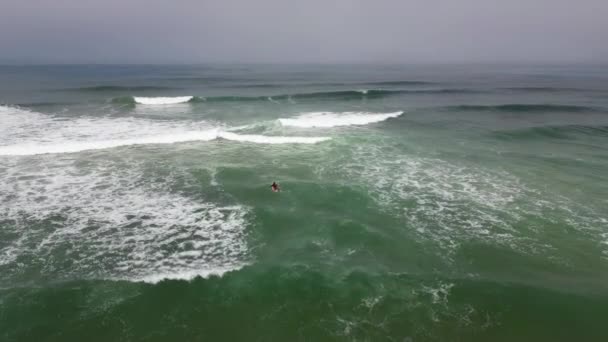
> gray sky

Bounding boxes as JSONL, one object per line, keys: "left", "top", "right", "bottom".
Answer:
{"left": 1, "top": 0, "right": 607, "bottom": 64}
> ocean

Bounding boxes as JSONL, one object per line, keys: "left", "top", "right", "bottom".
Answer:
{"left": 1, "top": 64, "right": 607, "bottom": 341}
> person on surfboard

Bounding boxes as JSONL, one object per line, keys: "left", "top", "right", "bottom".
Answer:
{"left": 271, "top": 181, "right": 280, "bottom": 192}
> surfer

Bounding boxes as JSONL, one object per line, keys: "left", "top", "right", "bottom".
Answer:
{"left": 271, "top": 181, "right": 280, "bottom": 192}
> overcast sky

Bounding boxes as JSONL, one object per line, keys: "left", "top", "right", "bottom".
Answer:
{"left": 1, "top": 0, "right": 607, "bottom": 64}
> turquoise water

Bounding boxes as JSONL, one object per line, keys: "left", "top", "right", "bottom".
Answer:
{"left": 1, "top": 64, "right": 608, "bottom": 341}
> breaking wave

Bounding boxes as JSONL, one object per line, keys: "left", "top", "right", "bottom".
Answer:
{"left": 279, "top": 111, "right": 404, "bottom": 128}
{"left": 134, "top": 96, "right": 194, "bottom": 105}
{"left": 446, "top": 104, "right": 600, "bottom": 113}
{"left": 112, "top": 88, "right": 476, "bottom": 105}
{"left": 217, "top": 132, "right": 330, "bottom": 144}
{"left": 0, "top": 158, "right": 251, "bottom": 283}
{"left": 0, "top": 106, "right": 330, "bottom": 156}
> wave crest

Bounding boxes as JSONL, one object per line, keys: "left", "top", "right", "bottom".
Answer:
{"left": 279, "top": 111, "right": 403, "bottom": 128}
{"left": 112, "top": 88, "right": 476, "bottom": 105}
{"left": 0, "top": 130, "right": 330, "bottom": 156}
{"left": 447, "top": 104, "right": 598, "bottom": 113}
{"left": 218, "top": 132, "right": 330, "bottom": 144}
{"left": 0, "top": 106, "right": 330, "bottom": 156}
{"left": 493, "top": 124, "right": 608, "bottom": 140}
{"left": 134, "top": 96, "right": 194, "bottom": 105}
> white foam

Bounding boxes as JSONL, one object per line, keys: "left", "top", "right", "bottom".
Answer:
{"left": 218, "top": 131, "right": 330, "bottom": 144}
{"left": 318, "top": 144, "right": 532, "bottom": 258}
{"left": 278, "top": 111, "right": 403, "bottom": 128}
{"left": 134, "top": 96, "right": 193, "bottom": 105}
{"left": 420, "top": 282, "right": 455, "bottom": 305}
{"left": 0, "top": 105, "right": 46, "bottom": 138}
{"left": 0, "top": 130, "right": 221, "bottom": 155}
{"left": 0, "top": 158, "right": 251, "bottom": 282}
{"left": 135, "top": 265, "right": 245, "bottom": 283}
{"left": 0, "top": 106, "right": 330, "bottom": 156}
{"left": 322, "top": 143, "right": 608, "bottom": 261}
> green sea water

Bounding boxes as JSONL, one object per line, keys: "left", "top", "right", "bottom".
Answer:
{"left": 1, "top": 64, "right": 608, "bottom": 341}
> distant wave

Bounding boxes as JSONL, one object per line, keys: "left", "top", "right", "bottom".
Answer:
{"left": 279, "top": 111, "right": 403, "bottom": 128}
{"left": 493, "top": 124, "right": 608, "bottom": 140}
{"left": 288, "top": 89, "right": 405, "bottom": 99}
{"left": 70, "top": 85, "right": 179, "bottom": 92}
{"left": 114, "top": 89, "right": 474, "bottom": 105}
{"left": 228, "top": 80, "right": 435, "bottom": 88}
{"left": 163, "top": 76, "right": 251, "bottom": 83}
{"left": 500, "top": 87, "right": 585, "bottom": 93}
{"left": 228, "top": 83, "right": 285, "bottom": 89}
{"left": 0, "top": 106, "right": 330, "bottom": 156}
{"left": 287, "top": 89, "right": 479, "bottom": 98}
{"left": 446, "top": 104, "right": 600, "bottom": 113}
{"left": 192, "top": 90, "right": 407, "bottom": 102}
{"left": 365, "top": 80, "right": 435, "bottom": 86}
{"left": 413, "top": 88, "right": 481, "bottom": 94}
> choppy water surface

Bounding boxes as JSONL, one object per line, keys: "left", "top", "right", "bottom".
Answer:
{"left": 1, "top": 64, "right": 608, "bottom": 341}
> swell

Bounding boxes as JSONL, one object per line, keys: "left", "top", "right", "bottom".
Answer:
{"left": 447, "top": 104, "right": 601, "bottom": 113}
{"left": 112, "top": 88, "right": 476, "bottom": 105}
{"left": 365, "top": 80, "right": 435, "bottom": 86}
{"left": 206, "top": 90, "right": 409, "bottom": 101}
{"left": 66, "top": 85, "right": 180, "bottom": 92}
{"left": 492, "top": 124, "right": 608, "bottom": 140}
{"left": 287, "top": 89, "right": 404, "bottom": 99}
{"left": 500, "top": 87, "right": 587, "bottom": 92}
{"left": 227, "top": 80, "right": 435, "bottom": 88}
{"left": 285, "top": 88, "right": 477, "bottom": 99}
{"left": 2, "top": 268, "right": 607, "bottom": 341}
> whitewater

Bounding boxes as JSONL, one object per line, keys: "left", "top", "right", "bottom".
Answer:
{"left": 278, "top": 111, "right": 404, "bottom": 128}
{"left": 134, "top": 96, "right": 194, "bottom": 105}
{"left": 0, "top": 106, "right": 331, "bottom": 155}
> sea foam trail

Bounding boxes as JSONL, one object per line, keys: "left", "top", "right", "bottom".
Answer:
{"left": 0, "top": 131, "right": 331, "bottom": 156}
{"left": 279, "top": 111, "right": 403, "bottom": 128}
{"left": 0, "top": 130, "right": 219, "bottom": 156}
{"left": 134, "top": 96, "right": 194, "bottom": 105}
{"left": 135, "top": 266, "right": 245, "bottom": 283}
{"left": 218, "top": 132, "right": 330, "bottom": 144}
{"left": 0, "top": 106, "right": 330, "bottom": 156}
{"left": 0, "top": 159, "right": 251, "bottom": 283}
